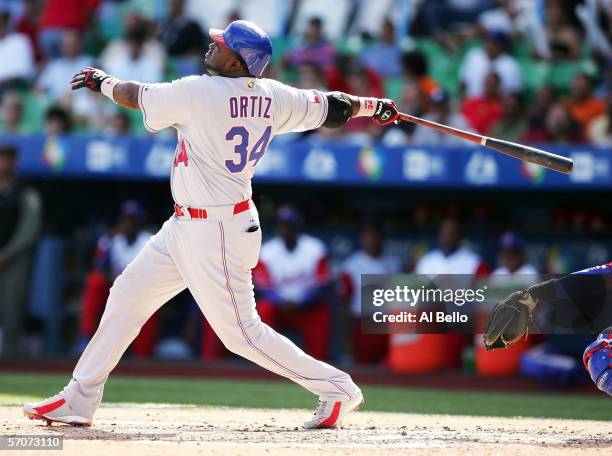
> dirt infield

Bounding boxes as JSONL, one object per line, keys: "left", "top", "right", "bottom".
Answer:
{"left": 1, "top": 404, "right": 610, "bottom": 455}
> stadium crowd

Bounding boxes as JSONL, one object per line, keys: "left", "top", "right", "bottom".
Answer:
{"left": 0, "top": 0, "right": 609, "bottom": 145}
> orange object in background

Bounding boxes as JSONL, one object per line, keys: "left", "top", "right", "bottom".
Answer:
{"left": 474, "top": 334, "right": 531, "bottom": 376}
{"left": 389, "top": 333, "right": 448, "bottom": 373}
{"left": 473, "top": 307, "right": 532, "bottom": 376}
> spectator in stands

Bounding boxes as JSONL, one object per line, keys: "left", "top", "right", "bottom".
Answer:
{"left": 360, "top": 18, "right": 402, "bottom": 78}
{"left": 567, "top": 73, "right": 606, "bottom": 133}
{"left": 44, "top": 105, "right": 71, "bottom": 134}
{"left": 412, "top": 89, "right": 470, "bottom": 145}
{"left": 253, "top": 206, "right": 332, "bottom": 360}
{"left": 15, "top": 0, "right": 42, "bottom": 64}
{"left": 459, "top": 30, "right": 522, "bottom": 97}
{"left": 36, "top": 29, "right": 92, "bottom": 101}
{"left": 286, "top": 17, "right": 335, "bottom": 70}
{"left": 381, "top": 79, "right": 430, "bottom": 143}
{"left": 39, "top": 0, "right": 100, "bottom": 58}
{"left": 478, "top": 0, "right": 550, "bottom": 59}
{"left": 401, "top": 50, "right": 439, "bottom": 98}
{"left": 490, "top": 231, "right": 539, "bottom": 288}
{"left": 415, "top": 217, "right": 490, "bottom": 276}
{"left": 544, "top": 1, "right": 581, "bottom": 61}
{"left": 0, "top": 144, "right": 42, "bottom": 356}
{"left": 526, "top": 84, "right": 557, "bottom": 133}
{"left": 158, "top": 0, "right": 206, "bottom": 56}
{"left": 296, "top": 61, "right": 327, "bottom": 91}
{"left": 99, "top": 13, "right": 164, "bottom": 83}
{"left": 461, "top": 72, "right": 504, "bottom": 135}
{"left": 478, "top": 0, "right": 519, "bottom": 35}
{"left": 522, "top": 102, "right": 584, "bottom": 144}
{"left": 0, "top": 92, "right": 27, "bottom": 134}
{"left": 326, "top": 54, "right": 384, "bottom": 95}
{"left": 491, "top": 92, "right": 528, "bottom": 142}
{"left": 73, "top": 200, "right": 153, "bottom": 356}
{"left": 342, "top": 61, "right": 384, "bottom": 135}
{"left": 0, "top": 10, "right": 35, "bottom": 94}
{"left": 588, "top": 93, "right": 611, "bottom": 147}
{"left": 388, "top": 50, "right": 439, "bottom": 140}
{"left": 339, "top": 220, "right": 400, "bottom": 363}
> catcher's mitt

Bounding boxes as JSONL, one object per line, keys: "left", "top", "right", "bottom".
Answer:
{"left": 483, "top": 290, "right": 534, "bottom": 351}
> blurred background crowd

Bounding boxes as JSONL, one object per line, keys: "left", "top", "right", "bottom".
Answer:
{"left": 0, "top": 0, "right": 611, "bottom": 386}
{"left": 0, "top": 0, "right": 609, "bottom": 145}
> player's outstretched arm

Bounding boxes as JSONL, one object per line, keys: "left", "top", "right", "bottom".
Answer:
{"left": 483, "top": 263, "right": 612, "bottom": 351}
{"left": 71, "top": 67, "right": 140, "bottom": 110}
{"left": 321, "top": 92, "right": 399, "bottom": 128}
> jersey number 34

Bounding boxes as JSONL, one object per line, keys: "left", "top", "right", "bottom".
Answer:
{"left": 225, "top": 126, "right": 272, "bottom": 173}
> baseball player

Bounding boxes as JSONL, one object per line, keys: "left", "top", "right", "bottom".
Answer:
{"left": 484, "top": 263, "right": 612, "bottom": 396}
{"left": 23, "top": 20, "right": 400, "bottom": 428}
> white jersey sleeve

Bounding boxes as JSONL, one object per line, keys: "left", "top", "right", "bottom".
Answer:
{"left": 138, "top": 76, "right": 199, "bottom": 132}
{"left": 268, "top": 80, "right": 328, "bottom": 135}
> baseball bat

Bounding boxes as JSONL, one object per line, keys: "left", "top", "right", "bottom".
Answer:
{"left": 398, "top": 112, "right": 573, "bottom": 174}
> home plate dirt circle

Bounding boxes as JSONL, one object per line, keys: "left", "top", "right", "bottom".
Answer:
{"left": 2, "top": 404, "right": 611, "bottom": 455}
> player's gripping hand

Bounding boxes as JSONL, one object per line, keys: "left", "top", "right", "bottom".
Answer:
{"left": 483, "top": 289, "right": 536, "bottom": 351}
{"left": 71, "top": 67, "right": 110, "bottom": 92}
{"left": 372, "top": 99, "right": 399, "bottom": 126}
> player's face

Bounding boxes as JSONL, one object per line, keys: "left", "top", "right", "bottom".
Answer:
{"left": 205, "top": 42, "right": 239, "bottom": 75}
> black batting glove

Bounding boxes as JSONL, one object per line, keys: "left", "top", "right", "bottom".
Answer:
{"left": 71, "top": 67, "right": 110, "bottom": 92}
{"left": 372, "top": 99, "right": 399, "bottom": 126}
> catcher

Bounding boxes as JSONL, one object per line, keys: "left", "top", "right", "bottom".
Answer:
{"left": 484, "top": 263, "right": 612, "bottom": 396}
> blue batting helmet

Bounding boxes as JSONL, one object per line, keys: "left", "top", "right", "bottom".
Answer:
{"left": 209, "top": 20, "right": 272, "bottom": 78}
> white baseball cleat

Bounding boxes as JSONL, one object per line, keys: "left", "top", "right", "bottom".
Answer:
{"left": 303, "top": 390, "right": 364, "bottom": 429}
{"left": 23, "top": 393, "right": 92, "bottom": 427}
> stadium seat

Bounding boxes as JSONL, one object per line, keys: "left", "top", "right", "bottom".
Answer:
{"left": 383, "top": 77, "right": 404, "bottom": 101}
{"left": 21, "top": 92, "right": 52, "bottom": 133}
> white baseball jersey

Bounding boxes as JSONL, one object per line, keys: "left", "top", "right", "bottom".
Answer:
{"left": 415, "top": 246, "right": 487, "bottom": 292}
{"left": 259, "top": 234, "right": 327, "bottom": 303}
{"left": 138, "top": 76, "right": 329, "bottom": 205}
{"left": 107, "top": 231, "right": 152, "bottom": 279}
{"left": 415, "top": 246, "right": 482, "bottom": 275}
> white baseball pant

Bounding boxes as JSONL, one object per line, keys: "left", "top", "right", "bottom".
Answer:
{"left": 62, "top": 203, "right": 358, "bottom": 419}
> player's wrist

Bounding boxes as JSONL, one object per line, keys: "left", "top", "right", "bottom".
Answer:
{"left": 354, "top": 97, "right": 379, "bottom": 118}
{"left": 100, "top": 77, "right": 121, "bottom": 102}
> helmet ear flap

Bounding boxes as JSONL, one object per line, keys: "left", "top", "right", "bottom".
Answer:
{"left": 233, "top": 52, "right": 250, "bottom": 75}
